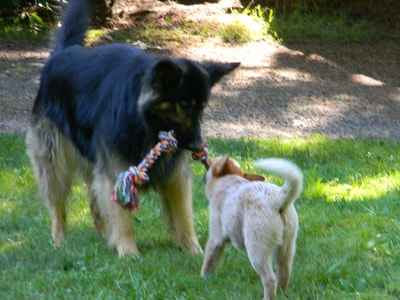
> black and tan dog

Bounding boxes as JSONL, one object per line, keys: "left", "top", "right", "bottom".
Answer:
{"left": 26, "top": 0, "right": 239, "bottom": 257}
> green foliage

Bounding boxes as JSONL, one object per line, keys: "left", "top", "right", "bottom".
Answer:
{"left": 219, "top": 4, "right": 280, "bottom": 44}
{"left": 1, "top": 0, "right": 21, "bottom": 12}
{"left": 1, "top": 1, "right": 379, "bottom": 44}
{"left": 270, "top": 7, "right": 373, "bottom": 42}
{"left": 0, "top": 18, "right": 48, "bottom": 40}
{"left": 1, "top": 134, "right": 400, "bottom": 299}
{"left": 20, "top": 10, "right": 46, "bottom": 32}
{"left": 109, "top": 4, "right": 373, "bottom": 45}
{"left": 0, "top": 0, "right": 54, "bottom": 38}
{"left": 242, "top": 4, "right": 280, "bottom": 41}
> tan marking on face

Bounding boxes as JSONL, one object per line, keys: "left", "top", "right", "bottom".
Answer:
{"left": 181, "top": 116, "right": 192, "bottom": 131}
{"left": 137, "top": 88, "right": 159, "bottom": 113}
{"left": 155, "top": 102, "right": 172, "bottom": 111}
{"left": 175, "top": 103, "right": 184, "bottom": 117}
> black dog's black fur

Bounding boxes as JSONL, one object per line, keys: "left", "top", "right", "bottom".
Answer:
{"left": 27, "top": 0, "right": 239, "bottom": 256}
{"left": 34, "top": 0, "right": 238, "bottom": 165}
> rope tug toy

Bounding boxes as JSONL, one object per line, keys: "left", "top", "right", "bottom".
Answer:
{"left": 191, "top": 140, "right": 211, "bottom": 170}
{"left": 111, "top": 130, "right": 210, "bottom": 213}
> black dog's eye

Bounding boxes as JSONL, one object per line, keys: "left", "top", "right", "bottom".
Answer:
{"left": 179, "top": 99, "right": 196, "bottom": 108}
{"left": 178, "top": 99, "right": 197, "bottom": 113}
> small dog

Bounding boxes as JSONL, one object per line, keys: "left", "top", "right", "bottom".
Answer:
{"left": 201, "top": 156, "right": 303, "bottom": 300}
{"left": 26, "top": 0, "right": 239, "bottom": 257}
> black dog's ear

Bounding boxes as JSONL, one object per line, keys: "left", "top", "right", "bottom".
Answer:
{"left": 202, "top": 62, "right": 240, "bottom": 86}
{"left": 152, "top": 60, "right": 182, "bottom": 91}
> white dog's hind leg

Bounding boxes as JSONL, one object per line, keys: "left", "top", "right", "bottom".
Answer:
{"left": 201, "top": 238, "right": 225, "bottom": 276}
{"left": 247, "top": 248, "right": 277, "bottom": 300}
{"left": 244, "top": 212, "right": 281, "bottom": 300}
{"left": 275, "top": 206, "right": 298, "bottom": 289}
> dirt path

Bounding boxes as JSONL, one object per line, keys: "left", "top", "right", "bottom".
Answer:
{"left": 1, "top": 2, "right": 399, "bottom": 139}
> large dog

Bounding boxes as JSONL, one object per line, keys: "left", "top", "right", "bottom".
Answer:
{"left": 201, "top": 157, "right": 302, "bottom": 300}
{"left": 26, "top": 0, "right": 239, "bottom": 257}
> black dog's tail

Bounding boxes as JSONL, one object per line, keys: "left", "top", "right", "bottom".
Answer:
{"left": 54, "top": 0, "right": 92, "bottom": 52}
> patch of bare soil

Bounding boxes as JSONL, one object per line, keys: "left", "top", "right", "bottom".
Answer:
{"left": 1, "top": 0, "right": 399, "bottom": 139}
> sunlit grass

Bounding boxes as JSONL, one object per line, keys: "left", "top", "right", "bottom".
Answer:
{"left": 85, "top": 29, "right": 106, "bottom": 45}
{"left": 197, "top": 135, "right": 400, "bottom": 203}
{"left": 1, "top": 133, "right": 399, "bottom": 299}
{"left": 270, "top": 8, "right": 374, "bottom": 43}
{"left": 216, "top": 12, "right": 269, "bottom": 44}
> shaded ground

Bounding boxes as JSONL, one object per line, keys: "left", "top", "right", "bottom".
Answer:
{"left": 1, "top": 1, "right": 399, "bottom": 139}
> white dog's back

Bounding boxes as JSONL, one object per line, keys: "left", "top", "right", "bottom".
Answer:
{"left": 254, "top": 158, "right": 303, "bottom": 212}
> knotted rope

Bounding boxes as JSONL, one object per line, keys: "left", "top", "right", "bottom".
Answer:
{"left": 191, "top": 140, "right": 211, "bottom": 170}
{"left": 111, "top": 131, "right": 178, "bottom": 213}
{"left": 111, "top": 130, "right": 210, "bottom": 213}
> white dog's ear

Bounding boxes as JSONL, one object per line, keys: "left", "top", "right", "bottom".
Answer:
{"left": 243, "top": 173, "right": 265, "bottom": 182}
{"left": 212, "top": 156, "right": 229, "bottom": 177}
{"left": 212, "top": 156, "right": 244, "bottom": 177}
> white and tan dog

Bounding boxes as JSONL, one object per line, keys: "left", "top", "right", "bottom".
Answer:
{"left": 201, "top": 156, "right": 303, "bottom": 300}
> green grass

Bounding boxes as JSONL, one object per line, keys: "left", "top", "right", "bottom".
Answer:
{"left": 270, "top": 8, "right": 374, "bottom": 43}
{"left": 1, "top": 134, "right": 399, "bottom": 299}
{"left": 107, "top": 8, "right": 276, "bottom": 45}
{"left": 106, "top": 7, "right": 376, "bottom": 46}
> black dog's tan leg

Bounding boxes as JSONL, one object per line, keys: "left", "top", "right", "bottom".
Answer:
{"left": 157, "top": 166, "right": 202, "bottom": 254}
{"left": 81, "top": 169, "right": 107, "bottom": 237}
{"left": 88, "top": 193, "right": 107, "bottom": 237}
{"left": 26, "top": 124, "right": 74, "bottom": 246}
{"left": 84, "top": 174, "right": 107, "bottom": 237}
{"left": 48, "top": 201, "right": 67, "bottom": 246}
{"left": 92, "top": 172, "right": 139, "bottom": 257}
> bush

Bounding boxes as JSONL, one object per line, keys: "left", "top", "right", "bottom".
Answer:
{"left": 241, "top": 0, "right": 400, "bottom": 25}
{"left": 0, "top": 0, "right": 59, "bottom": 37}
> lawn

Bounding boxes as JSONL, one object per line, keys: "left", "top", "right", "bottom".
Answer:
{"left": 1, "top": 134, "right": 399, "bottom": 299}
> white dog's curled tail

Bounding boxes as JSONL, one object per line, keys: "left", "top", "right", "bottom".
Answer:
{"left": 254, "top": 158, "right": 303, "bottom": 212}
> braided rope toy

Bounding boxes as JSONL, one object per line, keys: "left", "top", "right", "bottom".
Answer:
{"left": 111, "top": 130, "right": 210, "bottom": 213}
